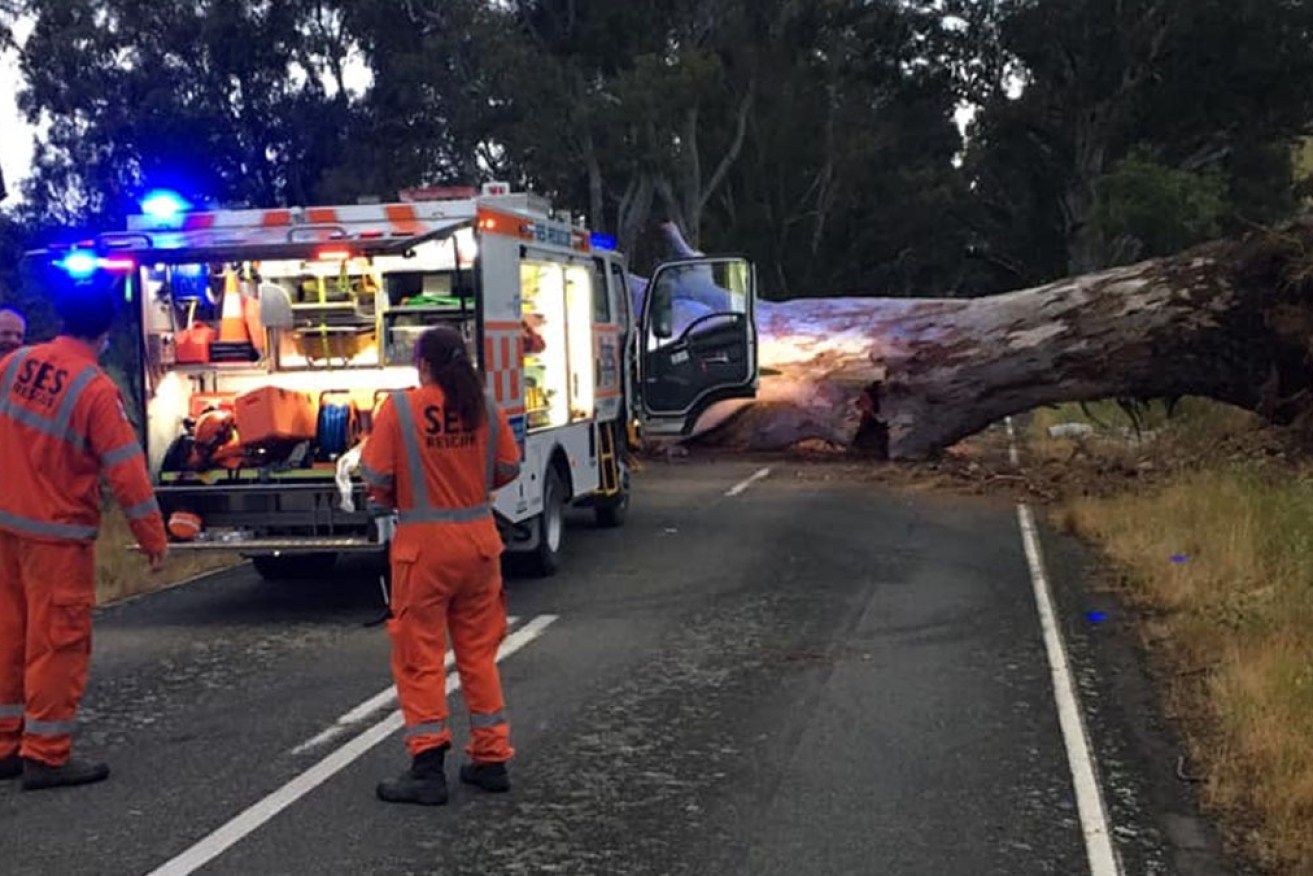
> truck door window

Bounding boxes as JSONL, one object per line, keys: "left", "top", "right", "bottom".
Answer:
{"left": 592, "top": 260, "right": 612, "bottom": 323}
{"left": 609, "top": 262, "right": 632, "bottom": 328}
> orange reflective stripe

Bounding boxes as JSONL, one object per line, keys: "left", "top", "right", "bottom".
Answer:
{"left": 385, "top": 204, "right": 423, "bottom": 235}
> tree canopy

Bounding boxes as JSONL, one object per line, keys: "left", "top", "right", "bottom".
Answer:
{"left": 2, "top": 0, "right": 1311, "bottom": 303}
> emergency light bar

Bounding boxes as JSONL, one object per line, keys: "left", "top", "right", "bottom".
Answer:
{"left": 55, "top": 250, "right": 137, "bottom": 278}
{"left": 140, "top": 190, "right": 191, "bottom": 226}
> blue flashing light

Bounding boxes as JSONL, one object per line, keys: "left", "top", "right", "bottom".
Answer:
{"left": 53, "top": 251, "right": 137, "bottom": 279}
{"left": 140, "top": 189, "right": 191, "bottom": 222}
{"left": 590, "top": 232, "right": 617, "bottom": 251}
{"left": 59, "top": 250, "right": 99, "bottom": 279}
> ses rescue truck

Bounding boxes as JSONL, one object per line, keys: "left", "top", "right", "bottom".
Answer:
{"left": 26, "top": 183, "right": 759, "bottom": 579}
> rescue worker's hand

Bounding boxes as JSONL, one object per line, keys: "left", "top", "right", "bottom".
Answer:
{"left": 147, "top": 548, "right": 168, "bottom": 573}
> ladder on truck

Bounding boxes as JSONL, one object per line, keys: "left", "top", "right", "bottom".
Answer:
{"left": 597, "top": 421, "right": 623, "bottom": 496}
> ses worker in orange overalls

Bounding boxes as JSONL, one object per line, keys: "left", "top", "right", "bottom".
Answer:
{"left": 363, "top": 326, "right": 522, "bottom": 806}
{"left": 0, "top": 284, "right": 168, "bottom": 791}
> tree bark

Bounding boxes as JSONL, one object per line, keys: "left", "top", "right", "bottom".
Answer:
{"left": 639, "top": 220, "right": 1313, "bottom": 460}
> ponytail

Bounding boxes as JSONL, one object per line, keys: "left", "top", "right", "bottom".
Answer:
{"left": 416, "top": 326, "right": 486, "bottom": 429}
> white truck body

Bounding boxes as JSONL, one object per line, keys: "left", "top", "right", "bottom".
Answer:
{"left": 26, "top": 183, "right": 759, "bottom": 576}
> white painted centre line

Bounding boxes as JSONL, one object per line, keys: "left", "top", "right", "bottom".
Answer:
{"left": 1006, "top": 416, "right": 1120, "bottom": 876}
{"left": 147, "top": 614, "right": 558, "bottom": 876}
{"left": 289, "top": 616, "right": 521, "bottom": 755}
{"left": 1004, "top": 416, "right": 1021, "bottom": 466}
{"left": 725, "top": 467, "right": 771, "bottom": 497}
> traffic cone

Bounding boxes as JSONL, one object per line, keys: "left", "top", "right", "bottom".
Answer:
{"left": 218, "top": 269, "right": 249, "bottom": 343}
{"left": 210, "top": 268, "right": 260, "bottom": 362}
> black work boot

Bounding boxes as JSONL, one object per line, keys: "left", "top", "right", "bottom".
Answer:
{"left": 0, "top": 754, "right": 20, "bottom": 780}
{"left": 20, "top": 757, "right": 110, "bottom": 791}
{"left": 376, "top": 745, "right": 449, "bottom": 806}
{"left": 459, "top": 761, "right": 510, "bottom": 793}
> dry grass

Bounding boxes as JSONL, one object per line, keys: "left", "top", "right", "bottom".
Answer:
{"left": 96, "top": 508, "right": 241, "bottom": 605}
{"left": 1042, "top": 400, "right": 1313, "bottom": 873}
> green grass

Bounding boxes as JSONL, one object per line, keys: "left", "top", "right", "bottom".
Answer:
{"left": 1037, "top": 397, "right": 1313, "bottom": 872}
{"left": 96, "top": 508, "right": 241, "bottom": 604}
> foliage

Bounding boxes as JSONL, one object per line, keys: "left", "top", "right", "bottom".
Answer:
{"left": 2, "top": 0, "right": 1311, "bottom": 299}
{"left": 958, "top": 0, "right": 1313, "bottom": 282}
{"left": 1093, "top": 147, "right": 1230, "bottom": 266}
{"left": 13, "top": 0, "right": 365, "bottom": 224}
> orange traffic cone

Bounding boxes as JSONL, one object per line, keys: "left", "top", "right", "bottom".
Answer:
{"left": 210, "top": 268, "right": 260, "bottom": 362}
{"left": 218, "top": 269, "right": 249, "bottom": 343}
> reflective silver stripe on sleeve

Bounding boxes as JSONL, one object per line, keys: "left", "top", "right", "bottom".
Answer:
{"left": 391, "top": 391, "right": 431, "bottom": 511}
{"left": 101, "top": 440, "right": 144, "bottom": 467}
{"left": 0, "top": 349, "right": 32, "bottom": 420}
{"left": 396, "top": 504, "right": 491, "bottom": 525}
{"left": 495, "top": 462, "right": 521, "bottom": 481}
{"left": 359, "top": 462, "right": 394, "bottom": 488}
{"left": 123, "top": 496, "right": 161, "bottom": 521}
{"left": 25, "top": 718, "right": 76, "bottom": 736}
{"left": 0, "top": 703, "right": 24, "bottom": 719}
{"left": 51, "top": 365, "right": 101, "bottom": 444}
{"left": 485, "top": 397, "right": 498, "bottom": 492}
{"left": 0, "top": 348, "right": 28, "bottom": 392}
{"left": 0, "top": 509, "right": 97, "bottom": 540}
{"left": 469, "top": 711, "right": 507, "bottom": 729}
{"left": 403, "top": 720, "right": 448, "bottom": 738}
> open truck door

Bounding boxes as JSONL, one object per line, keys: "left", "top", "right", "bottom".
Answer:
{"left": 637, "top": 256, "right": 758, "bottom": 436}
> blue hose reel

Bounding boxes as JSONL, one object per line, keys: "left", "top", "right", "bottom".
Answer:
{"left": 316, "top": 399, "right": 353, "bottom": 460}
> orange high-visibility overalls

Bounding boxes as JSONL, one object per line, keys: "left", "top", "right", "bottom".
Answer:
{"left": 362, "top": 387, "right": 522, "bottom": 762}
{"left": 0, "top": 338, "right": 167, "bottom": 766}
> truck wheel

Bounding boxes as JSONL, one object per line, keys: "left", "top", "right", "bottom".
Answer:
{"left": 251, "top": 552, "right": 338, "bottom": 581}
{"left": 594, "top": 468, "right": 630, "bottom": 529}
{"left": 522, "top": 466, "right": 566, "bottom": 578}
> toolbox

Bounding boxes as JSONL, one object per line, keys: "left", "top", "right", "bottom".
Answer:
{"left": 233, "top": 386, "right": 317, "bottom": 445}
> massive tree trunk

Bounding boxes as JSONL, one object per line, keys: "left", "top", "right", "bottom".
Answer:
{"left": 636, "top": 220, "right": 1313, "bottom": 460}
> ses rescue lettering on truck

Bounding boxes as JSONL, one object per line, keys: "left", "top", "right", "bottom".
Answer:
{"left": 19, "top": 182, "right": 758, "bottom": 579}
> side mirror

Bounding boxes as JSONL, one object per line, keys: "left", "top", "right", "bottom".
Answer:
{"left": 650, "top": 279, "right": 674, "bottom": 340}
{"left": 259, "top": 282, "right": 294, "bottom": 330}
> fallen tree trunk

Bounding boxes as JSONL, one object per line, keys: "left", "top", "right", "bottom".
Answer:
{"left": 637, "top": 220, "right": 1313, "bottom": 459}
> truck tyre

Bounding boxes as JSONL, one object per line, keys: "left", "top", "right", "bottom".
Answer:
{"left": 251, "top": 552, "right": 338, "bottom": 581}
{"left": 594, "top": 467, "right": 630, "bottom": 529}
{"left": 521, "top": 466, "right": 566, "bottom": 578}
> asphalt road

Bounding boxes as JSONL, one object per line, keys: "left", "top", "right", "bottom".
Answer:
{"left": 0, "top": 457, "right": 1241, "bottom": 876}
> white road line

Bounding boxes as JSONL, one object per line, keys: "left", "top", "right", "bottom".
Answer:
{"left": 289, "top": 616, "right": 521, "bottom": 755}
{"left": 725, "top": 467, "right": 771, "bottom": 496}
{"left": 1004, "top": 415, "right": 1021, "bottom": 466}
{"left": 1006, "top": 416, "right": 1120, "bottom": 876}
{"left": 148, "top": 614, "right": 558, "bottom": 876}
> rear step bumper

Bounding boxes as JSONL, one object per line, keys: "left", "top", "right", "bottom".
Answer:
{"left": 133, "top": 537, "right": 383, "bottom": 555}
